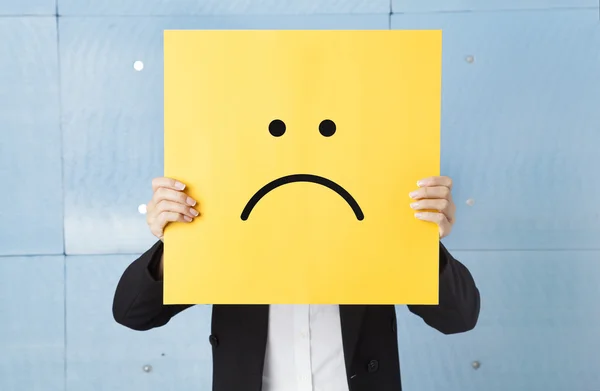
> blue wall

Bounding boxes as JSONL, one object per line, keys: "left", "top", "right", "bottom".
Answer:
{"left": 1, "top": 1, "right": 599, "bottom": 390}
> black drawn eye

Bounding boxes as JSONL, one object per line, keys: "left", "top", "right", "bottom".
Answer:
{"left": 319, "top": 119, "right": 336, "bottom": 137}
{"left": 269, "top": 119, "right": 286, "bottom": 137}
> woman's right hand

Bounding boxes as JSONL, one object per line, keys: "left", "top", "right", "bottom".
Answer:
{"left": 146, "top": 177, "right": 199, "bottom": 241}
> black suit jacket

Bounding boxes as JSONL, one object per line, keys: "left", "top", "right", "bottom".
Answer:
{"left": 112, "top": 241, "right": 480, "bottom": 391}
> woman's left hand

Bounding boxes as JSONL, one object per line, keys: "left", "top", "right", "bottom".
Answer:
{"left": 409, "top": 176, "right": 456, "bottom": 239}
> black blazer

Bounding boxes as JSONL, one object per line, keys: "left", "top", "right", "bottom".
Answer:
{"left": 113, "top": 241, "right": 480, "bottom": 391}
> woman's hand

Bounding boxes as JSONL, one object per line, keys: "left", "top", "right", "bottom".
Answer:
{"left": 146, "top": 177, "right": 199, "bottom": 241}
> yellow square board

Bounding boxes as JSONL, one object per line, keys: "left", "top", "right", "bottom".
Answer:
{"left": 163, "top": 30, "right": 441, "bottom": 305}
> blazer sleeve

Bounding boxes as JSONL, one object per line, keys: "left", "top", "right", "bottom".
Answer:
{"left": 112, "top": 240, "right": 193, "bottom": 331}
{"left": 407, "top": 242, "right": 481, "bottom": 334}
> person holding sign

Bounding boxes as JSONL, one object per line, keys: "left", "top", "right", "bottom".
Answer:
{"left": 113, "top": 175, "right": 479, "bottom": 391}
{"left": 113, "top": 30, "right": 480, "bottom": 391}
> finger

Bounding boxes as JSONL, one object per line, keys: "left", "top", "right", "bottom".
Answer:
{"left": 155, "top": 199, "right": 199, "bottom": 219}
{"left": 414, "top": 212, "right": 452, "bottom": 238}
{"left": 410, "top": 198, "right": 450, "bottom": 213}
{"left": 409, "top": 186, "right": 451, "bottom": 200}
{"left": 416, "top": 176, "right": 452, "bottom": 189}
{"left": 152, "top": 177, "right": 186, "bottom": 192}
{"left": 149, "top": 211, "right": 191, "bottom": 239}
{"left": 412, "top": 199, "right": 455, "bottom": 223}
{"left": 153, "top": 187, "right": 197, "bottom": 207}
{"left": 414, "top": 211, "right": 446, "bottom": 224}
{"left": 153, "top": 211, "right": 192, "bottom": 232}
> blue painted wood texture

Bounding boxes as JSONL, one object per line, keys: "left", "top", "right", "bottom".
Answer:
{"left": 395, "top": 250, "right": 600, "bottom": 391}
{"left": 0, "top": 17, "right": 64, "bottom": 256}
{"left": 392, "top": 0, "right": 597, "bottom": 13}
{"left": 0, "top": 0, "right": 55, "bottom": 15}
{"left": 66, "top": 255, "right": 212, "bottom": 390}
{"left": 59, "top": 15, "right": 389, "bottom": 255}
{"left": 393, "top": 9, "right": 600, "bottom": 250}
{"left": 0, "top": 256, "right": 65, "bottom": 391}
{"left": 58, "top": 0, "right": 389, "bottom": 16}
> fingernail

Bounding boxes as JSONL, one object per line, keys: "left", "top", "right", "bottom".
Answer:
{"left": 183, "top": 215, "right": 193, "bottom": 222}
{"left": 186, "top": 197, "right": 196, "bottom": 206}
{"left": 409, "top": 191, "right": 419, "bottom": 199}
{"left": 190, "top": 208, "right": 199, "bottom": 217}
{"left": 175, "top": 181, "right": 186, "bottom": 190}
{"left": 415, "top": 213, "right": 424, "bottom": 219}
{"left": 410, "top": 202, "right": 419, "bottom": 209}
{"left": 417, "top": 180, "right": 425, "bottom": 187}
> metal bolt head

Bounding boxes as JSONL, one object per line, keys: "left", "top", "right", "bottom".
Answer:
{"left": 472, "top": 361, "right": 480, "bottom": 369}
{"left": 465, "top": 55, "right": 475, "bottom": 63}
{"left": 466, "top": 198, "right": 475, "bottom": 206}
{"left": 143, "top": 365, "right": 152, "bottom": 373}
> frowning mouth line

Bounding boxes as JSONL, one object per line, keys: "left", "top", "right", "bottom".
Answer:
{"left": 240, "top": 174, "right": 364, "bottom": 221}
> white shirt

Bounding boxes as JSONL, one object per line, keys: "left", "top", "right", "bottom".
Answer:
{"left": 262, "top": 305, "right": 350, "bottom": 391}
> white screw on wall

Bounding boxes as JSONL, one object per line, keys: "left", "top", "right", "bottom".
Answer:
{"left": 465, "top": 55, "right": 475, "bottom": 64}
{"left": 143, "top": 365, "right": 152, "bottom": 373}
{"left": 138, "top": 204, "right": 147, "bottom": 214}
{"left": 133, "top": 60, "right": 144, "bottom": 71}
{"left": 466, "top": 198, "right": 475, "bottom": 206}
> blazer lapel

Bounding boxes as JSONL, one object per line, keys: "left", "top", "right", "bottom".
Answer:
{"left": 339, "top": 305, "right": 367, "bottom": 374}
